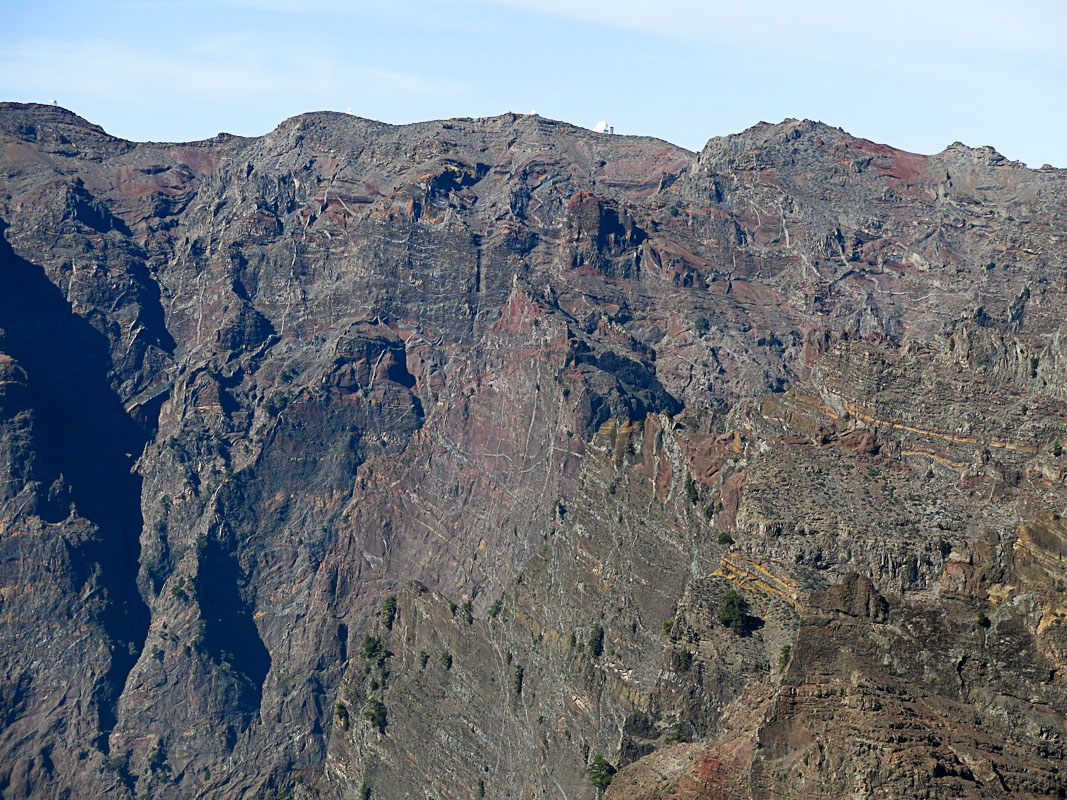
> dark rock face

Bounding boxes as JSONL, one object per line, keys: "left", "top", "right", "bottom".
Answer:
{"left": 810, "top": 571, "right": 888, "bottom": 622}
{"left": 1, "top": 102, "right": 1066, "bottom": 799}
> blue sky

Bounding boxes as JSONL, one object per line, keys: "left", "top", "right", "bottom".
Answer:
{"left": 3, "top": 1, "right": 1065, "bottom": 166}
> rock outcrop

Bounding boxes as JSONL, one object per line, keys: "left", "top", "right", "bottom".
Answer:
{"left": 1, "top": 103, "right": 1066, "bottom": 798}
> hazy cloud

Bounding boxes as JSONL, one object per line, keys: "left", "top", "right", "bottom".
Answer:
{"left": 0, "top": 37, "right": 464, "bottom": 104}
{"left": 477, "top": 0, "right": 1067, "bottom": 62}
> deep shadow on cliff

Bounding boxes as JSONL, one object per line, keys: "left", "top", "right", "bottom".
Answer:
{"left": 0, "top": 217, "right": 152, "bottom": 791}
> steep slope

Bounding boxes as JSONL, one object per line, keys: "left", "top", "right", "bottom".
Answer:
{"left": 1, "top": 102, "right": 1066, "bottom": 798}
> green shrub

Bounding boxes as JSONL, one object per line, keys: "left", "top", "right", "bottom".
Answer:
{"left": 587, "top": 756, "right": 616, "bottom": 793}
{"left": 674, "top": 649, "right": 692, "bottom": 672}
{"left": 778, "top": 645, "right": 791, "bottom": 673}
{"left": 487, "top": 599, "right": 503, "bottom": 619}
{"left": 664, "top": 721, "right": 687, "bottom": 744}
{"left": 361, "top": 634, "right": 382, "bottom": 661}
{"left": 441, "top": 651, "right": 452, "bottom": 670}
{"left": 684, "top": 474, "right": 699, "bottom": 504}
{"left": 719, "top": 588, "right": 749, "bottom": 634}
{"left": 335, "top": 703, "right": 350, "bottom": 731}
{"left": 588, "top": 624, "right": 605, "bottom": 659}
{"left": 363, "top": 700, "right": 388, "bottom": 732}
{"left": 662, "top": 620, "right": 673, "bottom": 637}
{"left": 381, "top": 596, "right": 398, "bottom": 630}
{"left": 717, "top": 530, "right": 733, "bottom": 545}
{"left": 462, "top": 600, "right": 474, "bottom": 625}
{"left": 903, "top": 554, "right": 919, "bottom": 584}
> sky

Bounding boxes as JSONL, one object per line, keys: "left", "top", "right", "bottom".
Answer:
{"left": 2, "top": 1, "right": 1065, "bottom": 166}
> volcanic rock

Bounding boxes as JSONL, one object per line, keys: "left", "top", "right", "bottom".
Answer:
{"left": 1, "top": 103, "right": 1066, "bottom": 798}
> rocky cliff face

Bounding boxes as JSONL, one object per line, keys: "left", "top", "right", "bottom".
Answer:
{"left": 1, "top": 102, "right": 1066, "bottom": 799}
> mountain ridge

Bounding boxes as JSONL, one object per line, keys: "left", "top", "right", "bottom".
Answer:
{"left": 11, "top": 101, "right": 1043, "bottom": 168}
